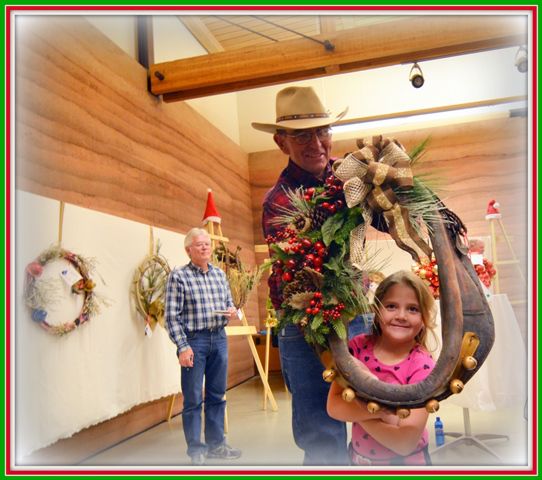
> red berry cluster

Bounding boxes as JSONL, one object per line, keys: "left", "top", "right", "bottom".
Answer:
{"left": 305, "top": 291, "right": 323, "bottom": 316}
{"left": 271, "top": 238, "right": 328, "bottom": 283}
{"left": 322, "top": 303, "right": 346, "bottom": 323}
{"left": 306, "top": 175, "right": 347, "bottom": 214}
{"left": 474, "top": 259, "right": 497, "bottom": 287}
{"left": 264, "top": 227, "right": 297, "bottom": 245}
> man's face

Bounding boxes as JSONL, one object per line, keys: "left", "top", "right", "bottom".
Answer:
{"left": 274, "top": 126, "right": 333, "bottom": 178}
{"left": 187, "top": 235, "right": 212, "bottom": 266}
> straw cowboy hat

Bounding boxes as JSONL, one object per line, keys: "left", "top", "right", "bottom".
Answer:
{"left": 251, "top": 86, "right": 348, "bottom": 134}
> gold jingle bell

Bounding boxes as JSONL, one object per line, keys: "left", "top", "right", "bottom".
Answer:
{"left": 396, "top": 408, "right": 411, "bottom": 419}
{"left": 341, "top": 388, "right": 356, "bottom": 402}
{"left": 367, "top": 402, "right": 380, "bottom": 414}
{"left": 462, "top": 355, "right": 478, "bottom": 370}
{"left": 322, "top": 368, "right": 336, "bottom": 383}
{"left": 450, "top": 378, "right": 464, "bottom": 394}
{"left": 425, "top": 399, "right": 440, "bottom": 413}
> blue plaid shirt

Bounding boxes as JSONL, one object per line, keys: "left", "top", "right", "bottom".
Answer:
{"left": 165, "top": 262, "right": 234, "bottom": 355}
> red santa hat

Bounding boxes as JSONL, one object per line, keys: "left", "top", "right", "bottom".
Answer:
{"left": 485, "top": 199, "right": 501, "bottom": 219}
{"left": 202, "top": 188, "right": 222, "bottom": 225}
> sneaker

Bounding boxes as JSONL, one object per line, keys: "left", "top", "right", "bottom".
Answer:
{"left": 206, "top": 443, "right": 242, "bottom": 460}
{"left": 190, "top": 453, "right": 206, "bottom": 465}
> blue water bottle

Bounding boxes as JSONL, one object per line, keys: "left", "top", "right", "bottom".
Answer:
{"left": 434, "top": 416, "right": 445, "bottom": 447}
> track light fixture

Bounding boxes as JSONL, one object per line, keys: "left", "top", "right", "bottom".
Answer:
{"left": 515, "top": 46, "right": 527, "bottom": 73}
{"left": 409, "top": 62, "right": 424, "bottom": 88}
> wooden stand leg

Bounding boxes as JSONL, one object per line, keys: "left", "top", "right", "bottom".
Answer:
{"left": 263, "top": 326, "right": 271, "bottom": 410}
{"left": 166, "top": 394, "right": 176, "bottom": 422}
{"left": 489, "top": 219, "right": 500, "bottom": 293}
{"left": 225, "top": 323, "right": 279, "bottom": 412}
{"left": 247, "top": 331, "right": 278, "bottom": 411}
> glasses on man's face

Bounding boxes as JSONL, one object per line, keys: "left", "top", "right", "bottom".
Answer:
{"left": 284, "top": 127, "right": 332, "bottom": 145}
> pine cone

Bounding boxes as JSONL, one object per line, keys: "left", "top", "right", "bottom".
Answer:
{"left": 283, "top": 268, "right": 317, "bottom": 298}
{"left": 283, "top": 279, "right": 309, "bottom": 300}
{"left": 309, "top": 205, "right": 332, "bottom": 230}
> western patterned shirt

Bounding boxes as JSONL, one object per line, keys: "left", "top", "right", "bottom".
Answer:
{"left": 262, "top": 159, "right": 335, "bottom": 310}
{"left": 165, "top": 262, "right": 234, "bottom": 354}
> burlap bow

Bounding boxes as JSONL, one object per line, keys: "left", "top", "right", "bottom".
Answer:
{"left": 333, "top": 136, "right": 433, "bottom": 268}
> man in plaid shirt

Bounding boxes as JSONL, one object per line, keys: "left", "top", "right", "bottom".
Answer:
{"left": 165, "top": 228, "right": 241, "bottom": 466}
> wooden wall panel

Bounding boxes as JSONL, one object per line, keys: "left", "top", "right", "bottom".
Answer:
{"left": 249, "top": 117, "right": 529, "bottom": 339}
{"left": 15, "top": 16, "right": 257, "bottom": 388}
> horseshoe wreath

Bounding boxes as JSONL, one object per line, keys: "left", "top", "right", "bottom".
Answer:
{"left": 266, "top": 136, "right": 494, "bottom": 416}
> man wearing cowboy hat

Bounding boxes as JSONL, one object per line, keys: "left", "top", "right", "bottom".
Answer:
{"left": 253, "top": 86, "right": 350, "bottom": 465}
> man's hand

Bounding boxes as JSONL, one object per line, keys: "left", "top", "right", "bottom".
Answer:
{"left": 226, "top": 306, "right": 239, "bottom": 322}
{"left": 179, "top": 347, "right": 194, "bottom": 368}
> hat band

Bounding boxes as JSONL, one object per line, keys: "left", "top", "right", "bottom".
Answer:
{"left": 276, "top": 113, "right": 330, "bottom": 122}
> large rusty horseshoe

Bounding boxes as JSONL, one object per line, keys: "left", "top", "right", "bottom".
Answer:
{"left": 320, "top": 208, "right": 495, "bottom": 410}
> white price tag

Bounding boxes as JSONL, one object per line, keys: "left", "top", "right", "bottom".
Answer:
{"left": 60, "top": 268, "right": 83, "bottom": 287}
{"left": 470, "top": 253, "right": 484, "bottom": 266}
{"left": 144, "top": 322, "right": 153, "bottom": 337}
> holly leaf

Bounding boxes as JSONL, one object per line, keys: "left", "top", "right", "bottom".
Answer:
{"left": 311, "top": 312, "right": 324, "bottom": 330}
{"left": 332, "top": 319, "right": 347, "bottom": 340}
{"left": 321, "top": 213, "right": 346, "bottom": 247}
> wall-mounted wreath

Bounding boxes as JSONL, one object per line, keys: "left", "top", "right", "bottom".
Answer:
{"left": 24, "top": 245, "right": 104, "bottom": 336}
{"left": 133, "top": 242, "right": 171, "bottom": 333}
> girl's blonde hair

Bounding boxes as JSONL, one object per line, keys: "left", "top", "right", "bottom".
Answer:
{"left": 371, "top": 270, "right": 437, "bottom": 351}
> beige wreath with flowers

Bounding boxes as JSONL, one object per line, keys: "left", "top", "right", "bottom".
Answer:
{"left": 133, "top": 243, "right": 171, "bottom": 332}
{"left": 24, "top": 245, "right": 104, "bottom": 336}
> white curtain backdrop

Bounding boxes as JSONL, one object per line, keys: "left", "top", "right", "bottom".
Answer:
{"left": 15, "top": 191, "right": 189, "bottom": 459}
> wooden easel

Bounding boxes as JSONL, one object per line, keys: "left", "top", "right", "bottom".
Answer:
{"left": 211, "top": 221, "right": 278, "bottom": 413}
{"left": 487, "top": 215, "right": 526, "bottom": 298}
{"left": 208, "top": 203, "right": 278, "bottom": 419}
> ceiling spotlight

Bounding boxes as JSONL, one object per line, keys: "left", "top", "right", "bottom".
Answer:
{"left": 515, "top": 46, "right": 528, "bottom": 73}
{"left": 409, "top": 62, "right": 424, "bottom": 88}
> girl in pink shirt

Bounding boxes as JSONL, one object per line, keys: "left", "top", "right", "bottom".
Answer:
{"left": 327, "top": 270, "right": 438, "bottom": 466}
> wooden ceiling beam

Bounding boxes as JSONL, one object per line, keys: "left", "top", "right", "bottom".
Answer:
{"left": 177, "top": 16, "right": 225, "bottom": 53}
{"left": 150, "top": 16, "right": 526, "bottom": 102}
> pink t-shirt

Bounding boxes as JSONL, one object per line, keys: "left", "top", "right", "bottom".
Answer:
{"left": 348, "top": 334, "right": 435, "bottom": 463}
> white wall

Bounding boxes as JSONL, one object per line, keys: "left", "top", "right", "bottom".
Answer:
{"left": 15, "top": 191, "right": 190, "bottom": 458}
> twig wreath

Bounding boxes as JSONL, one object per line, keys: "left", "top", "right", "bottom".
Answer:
{"left": 24, "top": 245, "right": 103, "bottom": 336}
{"left": 133, "top": 241, "right": 171, "bottom": 332}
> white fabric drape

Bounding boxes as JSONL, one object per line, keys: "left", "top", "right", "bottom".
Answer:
{"left": 15, "top": 191, "right": 188, "bottom": 458}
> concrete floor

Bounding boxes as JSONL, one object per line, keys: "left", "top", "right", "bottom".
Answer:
{"left": 80, "top": 373, "right": 531, "bottom": 473}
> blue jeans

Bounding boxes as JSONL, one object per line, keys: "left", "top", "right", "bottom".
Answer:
{"left": 181, "top": 328, "right": 228, "bottom": 457}
{"left": 278, "top": 324, "right": 349, "bottom": 465}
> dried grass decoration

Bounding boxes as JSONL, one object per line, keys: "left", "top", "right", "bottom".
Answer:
{"left": 24, "top": 245, "right": 105, "bottom": 336}
{"left": 213, "top": 243, "right": 267, "bottom": 310}
{"left": 133, "top": 242, "right": 171, "bottom": 333}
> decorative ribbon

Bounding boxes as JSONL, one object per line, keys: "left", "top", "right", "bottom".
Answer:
{"left": 333, "top": 136, "right": 433, "bottom": 266}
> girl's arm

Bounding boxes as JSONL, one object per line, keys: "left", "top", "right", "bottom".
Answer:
{"left": 327, "top": 380, "right": 429, "bottom": 456}
{"left": 327, "top": 380, "right": 390, "bottom": 423}
{"left": 359, "top": 407, "right": 429, "bottom": 456}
